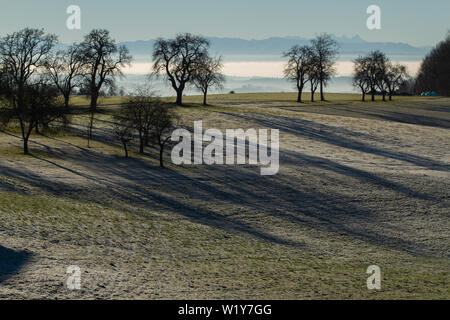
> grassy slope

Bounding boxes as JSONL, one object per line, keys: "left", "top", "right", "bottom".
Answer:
{"left": 0, "top": 189, "right": 448, "bottom": 299}
{"left": 0, "top": 92, "right": 449, "bottom": 299}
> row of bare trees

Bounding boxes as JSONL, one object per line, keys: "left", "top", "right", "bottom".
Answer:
{"left": 0, "top": 28, "right": 132, "bottom": 153}
{"left": 113, "top": 90, "right": 178, "bottom": 167}
{"left": 283, "top": 34, "right": 412, "bottom": 103}
{"left": 0, "top": 28, "right": 227, "bottom": 156}
{"left": 0, "top": 28, "right": 64, "bottom": 153}
{"left": 352, "top": 51, "right": 409, "bottom": 101}
{"left": 283, "top": 34, "right": 339, "bottom": 103}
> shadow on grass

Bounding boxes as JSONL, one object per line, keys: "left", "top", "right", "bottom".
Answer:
{"left": 0, "top": 246, "right": 32, "bottom": 284}
{"left": 219, "top": 111, "right": 450, "bottom": 171}
{"left": 0, "top": 147, "right": 447, "bottom": 258}
{"left": 0, "top": 109, "right": 448, "bottom": 258}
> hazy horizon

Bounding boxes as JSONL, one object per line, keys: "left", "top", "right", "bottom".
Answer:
{"left": 1, "top": 0, "right": 449, "bottom": 46}
{"left": 1, "top": 1, "right": 443, "bottom": 93}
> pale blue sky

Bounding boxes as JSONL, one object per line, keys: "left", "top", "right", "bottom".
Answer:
{"left": 0, "top": 0, "right": 448, "bottom": 46}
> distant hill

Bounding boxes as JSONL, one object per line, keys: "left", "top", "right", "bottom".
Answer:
{"left": 119, "top": 35, "right": 431, "bottom": 60}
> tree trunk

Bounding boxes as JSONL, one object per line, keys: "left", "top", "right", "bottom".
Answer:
{"left": 203, "top": 88, "right": 208, "bottom": 106}
{"left": 159, "top": 146, "right": 164, "bottom": 167}
{"left": 139, "top": 140, "right": 144, "bottom": 154}
{"left": 87, "top": 90, "right": 98, "bottom": 141}
{"left": 297, "top": 85, "right": 303, "bottom": 103}
{"left": 90, "top": 91, "right": 99, "bottom": 111}
{"left": 311, "top": 90, "right": 315, "bottom": 102}
{"left": 382, "top": 93, "right": 386, "bottom": 101}
{"left": 362, "top": 91, "right": 366, "bottom": 102}
{"left": 123, "top": 142, "right": 128, "bottom": 158}
{"left": 23, "top": 138, "right": 29, "bottom": 155}
{"left": 64, "top": 94, "right": 70, "bottom": 108}
{"left": 320, "top": 81, "right": 325, "bottom": 101}
{"left": 176, "top": 90, "right": 183, "bottom": 106}
{"left": 371, "top": 89, "right": 375, "bottom": 101}
{"left": 389, "top": 93, "right": 393, "bottom": 101}
{"left": 144, "top": 131, "right": 150, "bottom": 146}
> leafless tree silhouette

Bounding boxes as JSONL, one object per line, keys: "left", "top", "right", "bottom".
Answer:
{"left": 192, "top": 55, "right": 225, "bottom": 105}
{"left": 79, "top": 29, "right": 132, "bottom": 141}
{"left": 352, "top": 56, "right": 372, "bottom": 102}
{"left": 149, "top": 104, "right": 179, "bottom": 167}
{"left": 0, "top": 28, "right": 58, "bottom": 153}
{"left": 385, "top": 63, "right": 409, "bottom": 101}
{"left": 311, "top": 33, "right": 339, "bottom": 101}
{"left": 153, "top": 33, "right": 210, "bottom": 106}
{"left": 283, "top": 45, "right": 315, "bottom": 103}
{"left": 113, "top": 111, "right": 134, "bottom": 158}
{"left": 123, "top": 91, "right": 158, "bottom": 154}
{"left": 307, "top": 53, "right": 321, "bottom": 102}
{"left": 45, "top": 45, "right": 85, "bottom": 108}
{"left": 353, "top": 52, "right": 408, "bottom": 102}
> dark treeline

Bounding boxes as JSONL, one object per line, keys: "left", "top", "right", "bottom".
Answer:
{"left": 415, "top": 32, "right": 450, "bottom": 96}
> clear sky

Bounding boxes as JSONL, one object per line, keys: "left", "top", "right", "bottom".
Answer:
{"left": 0, "top": 0, "right": 448, "bottom": 46}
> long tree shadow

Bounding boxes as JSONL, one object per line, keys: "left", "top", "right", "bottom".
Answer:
{"left": 278, "top": 101, "right": 450, "bottom": 129}
{"left": 0, "top": 147, "right": 447, "bottom": 258}
{"left": 338, "top": 107, "right": 450, "bottom": 129}
{"left": 0, "top": 246, "right": 32, "bottom": 283}
{"left": 0, "top": 161, "right": 306, "bottom": 249}
{"left": 220, "top": 111, "right": 450, "bottom": 171}
{"left": 1, "top": 113, "right": 448, "bottom": 258}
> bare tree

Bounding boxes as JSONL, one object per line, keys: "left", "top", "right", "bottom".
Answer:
{"left": 153, "top": 33, "right": 210, "bottom": 106}
{"left": 307, "top": 53, "right": 321, "bottom": 102}
{"left": 0, "top": 28, "right": 57, "bottom": 153}
{"left": 192, "top": 55, "right": 225, "bottom": 105}
{"left": 0, "top": 63, "right": 6, "bottom": 96}
{"left": 353, "top": 51, "right": 404, "bottom": 102}
{"left": 311, "top": 33, "right": 339, "bottom": 101}
{"left": 283, "top": 45, "right": 315, "bottom": 103}
{"left": 113, "top": 111, "right": 134, "bottom": 158}
{"left": 0, "top": 80, "right": 66, "bottom": 152}
{"left": 365, "top": 51, "right": 387, "bottom": 101}
{"left": 374, "top": 53, "right": 390, "bottom": 101}
{"left": 352, "top": 56, "right": 371, "bottom": 101}
{"left": 123, "top": 93, "right": 158, "bottom": 154}
{"left": 80, "top": 117, "right": 93, "bottom": 148}
{"left": 45, "top": 44, "right": 85, "bottom": 108}
{"left": 385, "top": 63, "right": 409, "bottom": 101}
{"left": 149, "top": 104, "right": 178, "bottom": 167}
{"left": 79, "top": 29, "right": 132, "bottom": 141}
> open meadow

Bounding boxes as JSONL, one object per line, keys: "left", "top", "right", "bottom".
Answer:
{"left": 0, "top": 93, "right": 449, "bottom": 299}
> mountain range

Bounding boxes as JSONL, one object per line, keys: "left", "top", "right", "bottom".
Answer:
{"left": 120, "top": 35, "right": 431, "bottom": 61}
